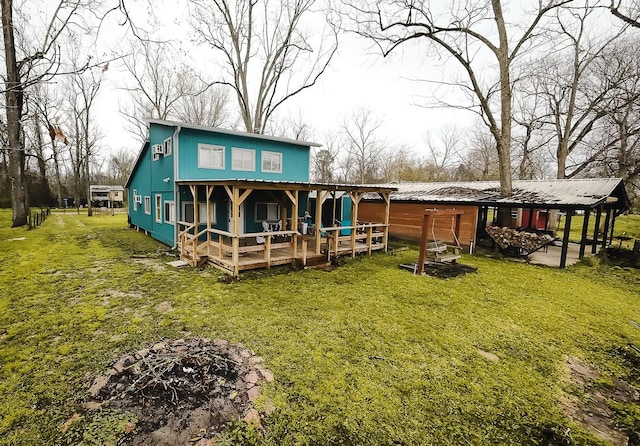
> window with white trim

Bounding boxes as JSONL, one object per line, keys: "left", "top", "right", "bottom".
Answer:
{"left": 183, "top": 202, "right": 217, "bottom": 224}
{"left": 164, "top": 201, "right": 175, "bottom": 224}
{"left": 164, "top": 137, "right": 172, "bottom": 156}
{"left": 232, "top": 147, "right": 255, "bottom": 171}
{"left": 261, "top": 151, "right": 282, "bottom": 173}
{"left": 255, "top": 202, "right": 280, "bottom": 222}
{"left": 144, "top": 196, "right": 151, "bottom": 215}
{"left": 155, "top": 195, "right": 162, "bottom": 223}
{"left": 198, "top": 144, "right": 224, "bottom": 169}
{"left": 132, "top": 189, "right": 138, "bottom": 211}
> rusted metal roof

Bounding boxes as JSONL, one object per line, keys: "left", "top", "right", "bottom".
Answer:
{"left": 363, "top": 179, "right": 630, "bottom": 210}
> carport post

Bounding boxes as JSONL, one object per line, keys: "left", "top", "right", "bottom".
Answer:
{"left": 601, "top": 208, "right": 612, "bottom": 249}
{"left": 560, "top": 210, "right": 573, "bottom": 268}
{"left": 592, "top": 207, "right": 602, "bottom": 254}
{"left": 578, "top": 209, "right": 590, "bottom": 259}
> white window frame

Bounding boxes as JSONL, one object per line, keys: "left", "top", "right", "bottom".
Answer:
{"left": 261, "top": 151, "right": 282, "bottom": 173}
{"left": 164, "top": 201, "right": 175, "bottom": 224}
{"left": 198, "top": 143, "right": 225, "bottom": 169}
{"left": 164, "top": 137, "right": 172, "bottom": 156}
{"left": 255, "top": 202, "right": 280, "bottom": 222}
{"left": 232, "top": 147, "right": 255, "bottom": 172}
{"left": 144, "top": 196, "right": 151, "bottom": 215}
{"left": 155, "top": 195, "right": 162, "bottom": 223}
{"left": 132, "top": 189, "right": 138, "bottom": 211}
{"left": 182, "top": 201, "right": 217, "bottom": 225}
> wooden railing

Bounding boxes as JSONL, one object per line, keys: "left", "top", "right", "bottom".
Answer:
{"left": 179, "top": 221, "right": 388, "bottom": 272}
{"left": 320, "top": 222, "right": 388, "bottom": 260}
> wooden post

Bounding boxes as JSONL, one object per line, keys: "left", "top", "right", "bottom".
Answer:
{"left": 560, "top": 210, "right": 573, "bottom": 268}
{"left": 367, "top": 226, "right": 373, "bottom": 255}
{"left": 232, "top": 186, "right": 240, "bottom": 276}
{"left": 578, "top": 209, "right": 590, "bottom": 259}
{"left": 609, "top": 211, "right": 617, "bottom": 245}
{"left": 206, "top": 185, "right": 213, "bottom": 255}
{"left": 601, "top": 208, "right": 611, "bottom": 249}
{"left": 592, "top": 207, "right": 602, "bottom": 254}
{"left": 265, "top": 235, "right": 271, "bottom": 268}
{"left": 382, "top": 192, "right": 391, "bottom": 252}
{"left": 314, "top": 190, "right": 325, "bottom": 254}
{"left": 289, "top": 190, "right": 299, "bottom": 260}
{"left": 349, "top": 192, "right": 363, "bottom": 258}
{"left": 527, "top": 208, "right": 534, "bottom": 229}
{"left": 416, "top": 211, "right": 432, "bottom": 275}
{"left": 302, "top": 238, "right": 308, "bottom": 266}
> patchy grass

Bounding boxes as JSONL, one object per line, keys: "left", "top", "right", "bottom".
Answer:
{"left": 1, "top": 210, "right": 640, "bottom": 445}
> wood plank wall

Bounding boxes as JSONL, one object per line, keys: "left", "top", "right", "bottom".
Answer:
{"left": 359, "top": 202, "right": 479, "bottom": 248}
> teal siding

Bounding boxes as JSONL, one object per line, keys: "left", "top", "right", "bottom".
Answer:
{"left": 128, "top": 122, "right": 314, "bottom": 246}
{"left": 177, "top": 127, "right": 310, "bottom": 182}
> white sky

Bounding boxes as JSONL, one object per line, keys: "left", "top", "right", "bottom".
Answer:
{"left": 93, "top": 1, "right": 474, "bottom": 160}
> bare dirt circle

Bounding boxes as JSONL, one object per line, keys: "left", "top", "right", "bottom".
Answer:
{"left": 84, "top": 338, "right": 274, "bottom": 445}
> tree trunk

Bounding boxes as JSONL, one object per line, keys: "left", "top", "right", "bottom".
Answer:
{"left": 2, "top": 0, "right": 29, "bottom": 226}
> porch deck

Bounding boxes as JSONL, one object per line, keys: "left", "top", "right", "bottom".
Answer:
{"left": 178, "top": 222, "right": 388, "bottom": 275}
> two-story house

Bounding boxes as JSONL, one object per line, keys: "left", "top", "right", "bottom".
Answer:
{"left": 126, "top": 119, "right": 395, "bottom": 275}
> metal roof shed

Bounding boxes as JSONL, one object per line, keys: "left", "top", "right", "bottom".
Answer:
{"left": 363, "top": 178, "right": 631, "bottom": 268}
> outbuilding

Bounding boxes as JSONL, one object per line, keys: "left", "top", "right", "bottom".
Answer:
{"left": 360, "top": 179, "right": 631, "bottom": 268}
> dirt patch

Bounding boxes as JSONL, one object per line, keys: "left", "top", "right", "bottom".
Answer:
{"left": 84, "top": 338, "right": 274, "bottom": 445}
{"left": 562, "top": 355, "right": 639, "bottom": 445}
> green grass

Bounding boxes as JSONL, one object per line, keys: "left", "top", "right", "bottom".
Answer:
{"left": 1, "top": 210, "right": 640, "bottom": 445}
{"left": 558, "top": 213, "right": 639, "bottom": 248}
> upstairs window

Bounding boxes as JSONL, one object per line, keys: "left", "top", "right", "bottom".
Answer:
{"left": 232, "top": 147, "right": 255, "bottom": 171}
{"left": 164, "top": 137, "right": 172, "bottom": 156}
{"left": 261, "top": 151, "right": 282, "bottom": 173}
{"left": 144, "top": 196, "right": 151, "bottom": 215}
{"left": 198, "top": 144, "right": 225, "bottom": 169}
{"left": 255, "top": 202, "right": 280, "bottom": 222}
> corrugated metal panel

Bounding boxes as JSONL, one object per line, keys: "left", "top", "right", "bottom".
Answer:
{"left": 364, "top": 179, "right": 626, "bottom": 208}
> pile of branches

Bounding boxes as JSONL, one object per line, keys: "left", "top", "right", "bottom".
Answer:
{"left": 485, "top": 226, "right": 555, "bottom": 254}
{"left": 85, "top": 338, "right": 274, "bottom": 439}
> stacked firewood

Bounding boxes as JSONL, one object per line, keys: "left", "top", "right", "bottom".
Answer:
{"left": 485, "top": 226, "right": 554, "bottom": 253}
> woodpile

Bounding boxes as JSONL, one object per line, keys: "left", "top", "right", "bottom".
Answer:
{"left": 485, "top": 226, "right": 555, "bottom": 254}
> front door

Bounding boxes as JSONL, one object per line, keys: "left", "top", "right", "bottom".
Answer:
{"left": 228, "top": 201, "right": 245, "bottom": 234}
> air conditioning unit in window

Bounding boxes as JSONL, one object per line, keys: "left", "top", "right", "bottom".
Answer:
{"left": 134, "top": 195, "right": 142, "bottom": 204}
{"left": 152, "top": 153, "right": 161, "bottom": 161}
{"left": 152, "top": 144, "right": 164, "bottom": 155}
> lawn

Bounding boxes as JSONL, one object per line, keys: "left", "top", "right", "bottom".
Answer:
{"left": 1, "top": 210, "right": 640, "bottom": 445}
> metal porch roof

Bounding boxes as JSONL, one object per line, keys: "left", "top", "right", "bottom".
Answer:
{"left": 363, "top": 179, "right": 630, "bottom": 210}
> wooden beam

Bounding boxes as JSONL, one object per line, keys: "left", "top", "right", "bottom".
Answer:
{"left": 238, "top": 188, "right": 253, "bottom": 206}
{"left": 578, "top": 210, "right": 590, "bottom": 259}
{"left": 223, "top": 185, "right": 233, "bottom": 201}
{"left": 350, "top": 193, "right": 359, "bottom": 257}
{"left": 560, "top": 210, "right": 573, "bottom": 268}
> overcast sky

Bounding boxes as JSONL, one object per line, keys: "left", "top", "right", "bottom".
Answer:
{"left": 93, "top": 0, "right": 474, "bottom": 159}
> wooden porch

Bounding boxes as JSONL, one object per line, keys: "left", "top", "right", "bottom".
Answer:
{"left": 175, "top": 180, "right": 396, "bottom": 275}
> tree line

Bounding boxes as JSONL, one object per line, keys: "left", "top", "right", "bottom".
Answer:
{"left": 2, "top": 0, "right": 640, "bottom": 227}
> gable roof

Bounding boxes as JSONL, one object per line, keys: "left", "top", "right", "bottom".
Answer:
{"left": 147, "top": 119, "right": 322, "bottom": 148}
{"left": 124, "top": 141, "right": 148, "bottom": 189}
{"left": 364, "top": 179, "right": 630, "bottom": 211}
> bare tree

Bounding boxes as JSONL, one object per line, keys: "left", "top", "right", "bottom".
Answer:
{"left": 119, "top": 40, "right": 190, "bottom": 142}
{"left": 345, "top": 0, "right": 569, "bottom": 199}
{"left": 174, "top": 80, "right": 230, "bottom": 128}
{"left": 190, "top": 0, "right": 338, "bottom": 134}
{"left": 610, "top": 0, "right": 640, "bottom": 27}
{"left": 532, "top": 5, "right": 628, "bottom": 179}
{"left": 339, "top": 108, "right": 386, "bottom": 183}
{"left": 453, "top": 127, "right": 500, "bottom": 181}
{"left": 108, "top": 148, "right": 136, "bottom": 185}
